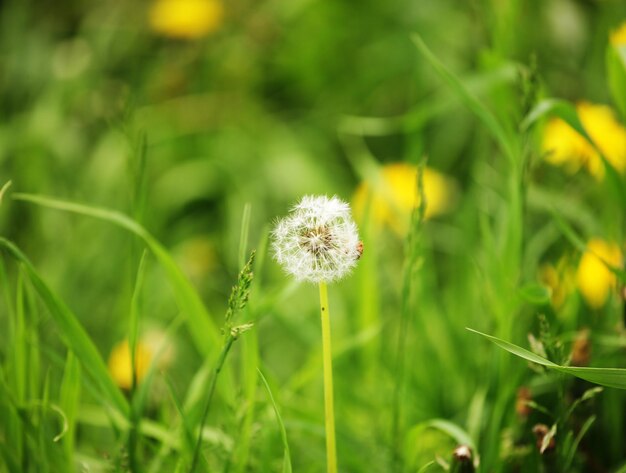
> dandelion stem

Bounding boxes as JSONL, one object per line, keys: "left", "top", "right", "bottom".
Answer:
{"left": 319, "top": 281, "right": 338, "bottom": 473}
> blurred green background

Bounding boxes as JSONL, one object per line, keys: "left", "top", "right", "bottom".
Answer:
{"left": 2, "top": 0, "right": 626, "bottom": 471}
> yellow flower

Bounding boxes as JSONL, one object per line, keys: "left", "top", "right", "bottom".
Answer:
{"left": 539, "top": 257, "right": 575, "bottom": 309}
{"left": 576, "top": 239, "right": 623, "bottom": 309}
{"left": 149, "top": 0, "right": 223, "bottom": 39}
{"left": 542, "top": 102, "right": 626, "bottom": 179}
{"left": 175, "top": 237, "right": 217, "bottom": 282}
{"left": 352, "top": 162, "right": 456, "bottom": 235}
{"left": 610, "top": 21, "right": 626, "bottom": 46}
{"left": 108, "top": 339, "right": 153, "bottom": 390}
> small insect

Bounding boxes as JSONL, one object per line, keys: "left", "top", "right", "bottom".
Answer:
{"left": 356, "top": 241, "right": 364, "bottom": 260}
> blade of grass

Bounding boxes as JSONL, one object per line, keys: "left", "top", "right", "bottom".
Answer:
{"left": 0, "top": 180, "right": 12, "bottom": 205}
{"left": 38, "top": 370, "right": 51, "bottom": 473}
{"left": 468, "top": 328, "right": 626, "bottom": 389}
{"left": 416, "top": 461, "right": 436, "bottom": 473}
{"left": 163, "top": 374, "right": 195, "bottom": 456}
{"left": 392, "top": 161, "right": 426, "bottom": 470}
{"left": 229, "top": 203, "right": 258, "bottom": 473}
{"left": 0, "top": 237, "right": 130, "bottom": 419}
{"left": 59, "top": 351, "right": 81, "bottom": 468}
{"left": 338, "top": 62, "right": 518, "bottom": 136}
{"left": 405, "top": 419, "right": 478, "bottom": 468}
{"left": 13, "top": 267, "right": 27, "bottom": 404}
{"left": 564, "top": 415, "right": 596, "bottom": 471}
{"left": 238, "top": 203, "right": 252, "bottom": 269}
{"left": 230, "top": 329, "right": 259, "bottom": 473}
{"left": 606, "top": 44, "right": 626, "bottom": 121}
{"left": 129, "top": 251, "right": 148, "bottom": 393}
{"left": 128, "top": 251, "right": 148, "bottom": 473}
{"left": 12, "top": 193, "right": 221, "bottom": 355}
{"left": 258, "top": 369, "right": 292, "bottom": 473}
{"left": 411, "top": 34, "right": 517, "bottom": 164}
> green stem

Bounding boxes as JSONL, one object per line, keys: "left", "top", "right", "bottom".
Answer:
{"left": 319, "top": 281, "right": 338, "bottom": 473}
{"left": 189, "top": 334, "right": 235, "bottom": 473}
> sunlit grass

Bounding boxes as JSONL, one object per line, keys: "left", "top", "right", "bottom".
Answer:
{"left": 2, "top": 1, "right": 626, "bottom": 472}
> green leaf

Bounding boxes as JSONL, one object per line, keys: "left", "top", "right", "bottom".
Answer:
{"left": 518, "top": 282, "right": 551, "bottom": 305}
{"left": 12, "top": 193, "right": 220, "bottom": 355}
{"left": 467, "top": 328, "right": 626, "bottom": 389}
{"left": 0, "top": 238, "right": 130, "bottom": 418}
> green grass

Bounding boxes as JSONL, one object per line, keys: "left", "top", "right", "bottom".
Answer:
{"left": 2, "top": 0, "right": 626, "bottom": 471}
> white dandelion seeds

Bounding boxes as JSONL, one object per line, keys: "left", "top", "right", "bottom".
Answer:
{"left": 272, "top": 195, "right": 361, "bottom": 283}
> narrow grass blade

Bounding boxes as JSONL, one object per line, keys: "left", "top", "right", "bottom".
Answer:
{"left": 238, "top": 203, "right": 252, "bottom": 269}
{"left": 416, "top": 461, "right": 436, "bottom": 473}
{"left": 59, "top": 351, "right": 81, "bottom": 466}
{"left": 0, "top": 180, "right": 12, "bottom": 205}
{"left": 564, "top": 415, "right": 596, "bottom": 470}
{"left": 258, "top": 369, "right": 292, "bottom": 473}
{"left": 39, "top": 369, "right": 52, "bottom": 473}
{"left": 129, "top": 251, "right": 148, "bottom": 392}
{"left": 231, "top": 329, "right": 259, "bottom": 473}
{"left": 411, "top": 34, "right": 516, "bottom": 164}
{"left": 339, "top": 63, "right": 517, "bottom": 136}
{"left": 468, "top": 328, "right": 626, "bottom": 389}
{"left": 13, "top": 268, "right": 27, "bottom": 403}
{"left": 163, "top": 374, "right": 195, "bottom": 455}
{"left": 405, "top": 419, "right": 479, "bottom": 468}
{"left": 12, "top": 193, "right": 220, "bottom": 354}
{"left": 0, "top": 237, "right": 130, "bottom": 418}
{"left": 426, "top": 420, "right": 476, "bottom": 453}
{"left": 607, "top": 45, "right": 626, "bottom": 120}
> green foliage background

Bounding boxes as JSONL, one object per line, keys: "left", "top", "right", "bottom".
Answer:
{"left": 1, "top": 0, "right": 626, "bottom": 471}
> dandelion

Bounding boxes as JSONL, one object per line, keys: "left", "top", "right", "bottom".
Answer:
{"left": 272, "top": 195, "right": 362, "bottom": 473}
{"left": 272, "top": 195, "right": 361, "bottom": 283}
{"left": 149, "top": 0, "right": 224, "bottom": 40}
{"left": 352, "top": 163, "right": 457, "bottom": 235}
{"left": 576, "top": 239, "right": 623, "bottom": 309}
{"left": 108, "top": 339, "right": 153, "bottom": 390}
{"left": 542, "top": 102, "right": 626, "bottom": 179}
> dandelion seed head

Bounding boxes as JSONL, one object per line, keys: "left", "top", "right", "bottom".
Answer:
{"left": 272, "top": 195, "right": 361, "bottom": 283}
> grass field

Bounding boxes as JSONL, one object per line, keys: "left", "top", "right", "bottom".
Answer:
{"left": 2, "top": 0, "right": 626, "bottom": 472}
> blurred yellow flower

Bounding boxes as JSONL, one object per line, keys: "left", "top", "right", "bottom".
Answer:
{"left": 542, "top": 102, "right": 626, "bottom": 179}
{"left": 576, "top": 239, "right": 623, "bottom": 309}
{"left": 149, "top": 0, "right": 224, "bottom": 39}
{"left": 610, "top": 21, "right": 626, "bottom": 46}
{"left": 175, "top": 237, "right": 217, "bottom": 283}
{"left": 352, "top": 162, "right": 456, "bottom": 235}
{"left": 539, "top": 257, "right": 575, "bottom": 309}
{"left": 108, "top": 339, "right": 153, "bottom": 390}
